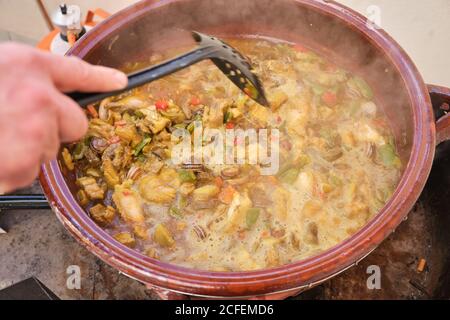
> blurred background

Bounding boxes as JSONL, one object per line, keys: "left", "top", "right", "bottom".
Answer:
{"left": 0, "top": 0, "right": 448, "bottom": 86}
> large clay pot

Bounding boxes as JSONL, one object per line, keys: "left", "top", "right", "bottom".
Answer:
{"left": 39, "top": 0, "right": 450, "bottom": 299}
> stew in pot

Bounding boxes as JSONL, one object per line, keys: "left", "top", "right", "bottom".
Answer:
{"left": 62, "top": 38, "right": 402, "bottom": 271}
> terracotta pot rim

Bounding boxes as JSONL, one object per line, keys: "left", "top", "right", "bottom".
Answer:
{"left": 40, "top": 0, "right": 435, "bottom": 296}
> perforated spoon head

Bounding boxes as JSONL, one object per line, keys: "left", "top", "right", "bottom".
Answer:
{"left": 68, "top": 32, "right": 269, "bottom": 108}
{"left": 192, "top": 32, "right": 269, "bottom": 107}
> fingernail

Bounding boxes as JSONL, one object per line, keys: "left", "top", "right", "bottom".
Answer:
{"left": 114, "top": 71, "right": 128, "bottom": 88}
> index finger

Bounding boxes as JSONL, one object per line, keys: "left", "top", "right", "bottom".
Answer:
{"left": 40, "top": 52, "right": 128, "bottom": 92}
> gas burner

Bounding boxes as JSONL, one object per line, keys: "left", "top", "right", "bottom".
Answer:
{"left": 37, "top": 6, "right": 109, "bottom": 55}
{"left": 46, "top": 3, "right": 93, "bottom": 55}
{"left": 52, "top": 4, "right": 83, "bottom": 41}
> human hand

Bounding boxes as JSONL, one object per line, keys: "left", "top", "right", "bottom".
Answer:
{"left": 0, "top": 42, "right": 128, "bottom": 193}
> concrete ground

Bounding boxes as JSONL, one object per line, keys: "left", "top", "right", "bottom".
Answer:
{"left": 0, "top": 182, "right": 159, "bottom": 300}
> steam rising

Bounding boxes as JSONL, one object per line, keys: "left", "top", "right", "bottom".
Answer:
{"left": 84, "top": 0, "right": 414, "bottom": 160}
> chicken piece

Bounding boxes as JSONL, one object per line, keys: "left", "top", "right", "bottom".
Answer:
{"left": 225, "top": 192, "right": 253, "bottom": 232}
{"left": 110, "top": 144, "right": 132, "bottom": 170}
{"left": 76, "top": 190, "right": 89, "bottom": 206}
{"left": 265, "top": 243, "right": 280, "bottom": 267}
{"left": 361, "top": 101, "right": 377, "bottom": 117}
{"left": 357, "top": 123, "right": 385, "bottom": 145}
{"left": 285, "top": 109, "right": 307, "bottom": 137}
{"left": 62, "top": 148, "right": 74, "bottom": 171}
{"left": 102, "top": 95, "right": 149, "bottom": 115}
{"left": 76, "top": 177, "right": 104, "bottom": 200}
{"left": 113, "top": 96, "right": 147, "bottom": 108}
{"left": 159, "top": 168, "right": 181, "bottom": 188}
{"left": 114, "top": 232, "right": 136, "bottom": 248}
{"left": 143, "top": 156, "right": 165, "bottom": 174}
{"left": 112, "top": 185, "right": 145, "bottom": 223}
{"left": 340, "top": 130, "right": 355, "bottom": 148}
{"left": 139, "top": 168, "right": 179, "bottom": 204}
{"left": 269, "top": 90, "right": 288, "bottom": 111}
{"left": 140, "top": 106, "right": 171, "bottom": 134}
{"left": 229, "top": 106, "right": 243, "bottom": 120}
{"left": 272, "top": 187, "right": 290, "bottom": 220}
{"left": 160, "top": 101, "right": 186, "bottom": 123}
{"left": 102, "top": 158, "right": 120, "bottom": 188}
{"left": 192, "top": 185, "right": 220, "bottom": 202}
{"left": 202, "top": 101, "right": 227, "bottom": 128}
{"left": 144, "top": 247, "right": 159, "bottom": 259}
{"left": 115, "top": 125, "right": 141, "bottom": 147}
{"left": 249, "top": 103, "right": 270, "bottom": 127}
{"left": 139, "top": 176, "right": 176, "bottom": 204}
{"left": 89, "top": 204, "right": 115, "bottom": 225}
{"left": 153, "top": 224, "right": 175, "bottom": 247}
{"left": 88, "top": 118, "right": 115, "bottom": 140}
{"left": 221, "top": 166, "right": 240, "bottom": 179}
{"left": 296, "top": 171, "right": 315, "bottom": 196}
{"left": 133, "top": 225, "right": 149, "bottom": 240}
{"left": 179, "top": 182, "right": 196, "bottom": 196}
